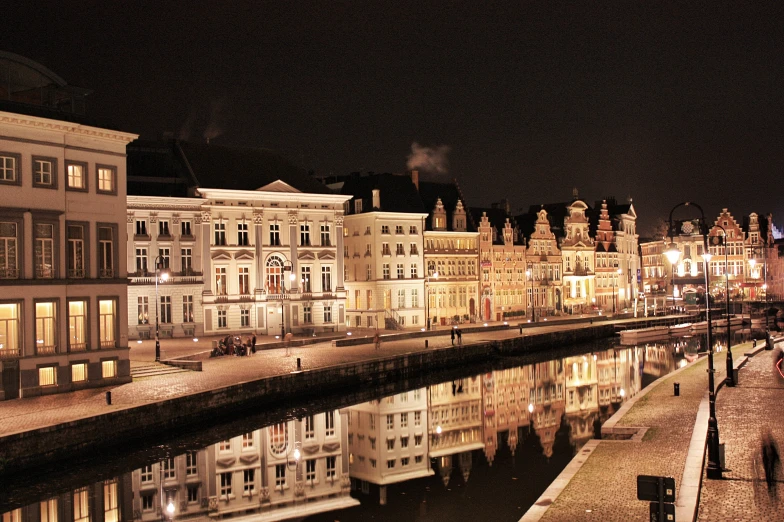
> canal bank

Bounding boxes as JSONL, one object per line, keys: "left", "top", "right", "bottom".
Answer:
{"left": 0, "top": 316, "right": 686, "bottom": 474}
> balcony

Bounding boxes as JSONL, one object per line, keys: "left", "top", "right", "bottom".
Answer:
{"left": 99, "top": 268, "right": 115, "bottom": 278}
{"left": 0, "top": 347, "right": 20, "bottom": 359}
{"left": 36, "top": 344, "right": 57, "bottom": 355}
{"left": 0, "top": 267, "right": 19, "bottom": 279}
{"left": 67, "top": 268, "right": 86, "bottom": 279}
{"left": 100, "top": 340, "right": 117, "bottom": 349}
{"left": 36, "top": 267, "right": 55, "bottom": 279}
{"left": 69, "top": 342, "right": 88, "bottom": 353}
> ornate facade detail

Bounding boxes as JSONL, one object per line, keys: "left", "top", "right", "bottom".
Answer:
{"left": 288, "top": 212, "right": 299, "bottom": 225}
{"left": 253, "top": 211, "right": 264, "bottom": 224}
{"left": 148, "top": 213, "right": 158, "bottom": 224}
{"left": 200, "top": 211, "right": 211, "bottom": 224}
{"left": 259, "top": 486, "right": 271, "bottom": 503}
{"left": 294, "top": 481, "right": 305, "bottom": 497}
{"left": 172, "top": 214, "right": 181, "bottom": 225}
{"left": 340, "top": 473, "right": 351, "bottom": 490}
{"left": 127, "top": 212, "right": 135, "bottom": 223}
{"left": 335, "top": 215, "right": 344, "bottom": 227}
{"left": 208, "top": 496, "right": 219, "bottom": 511}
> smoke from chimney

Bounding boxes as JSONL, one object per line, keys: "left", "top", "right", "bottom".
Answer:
{"left": 406, "top": 142, "right": 450, "bottom": 178}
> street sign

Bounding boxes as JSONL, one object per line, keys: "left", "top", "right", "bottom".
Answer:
{"left": 649, "top": 501, "right": 675, "bottom": 521}
{"left": 637, "top": 475, "right": 675, "bottom": 502}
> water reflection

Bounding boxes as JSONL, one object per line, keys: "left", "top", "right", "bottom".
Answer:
{"left": 2, "top": 336, "right": 706, "bottom": 521}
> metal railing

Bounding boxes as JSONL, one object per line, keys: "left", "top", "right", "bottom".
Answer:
{"left": 69, "top": 342, "right": 88, "bottom": 352}
{"left": 36, "top": 345, "right": 57, "bottom": 355}
{"left": 0, "top": 347, "right": 20, "bottom": 359}
{"left": 0, "top": 267, "right": 19, "bottom": 279}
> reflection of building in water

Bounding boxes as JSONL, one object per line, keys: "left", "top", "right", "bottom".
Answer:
{"left": 346, "top": 388, "right": 432, "bottom": 504}
{"left": 127, "top": 410, "right": 356, "bottom": 521}
{"left": 530, "top": 359, "right": 566, "bottom": 458}
{"left": 483, "top": 366, "right": 532, "bottom": 464}
{"left": 642, "top": 343, "right": 674, "bottom": 378}
{"left": 564, "top": 354, "right": 599, "bottom": 447}
{"left": 429, "top": 377, "right": 483, "bottom": 461}
{"left": 1, "top": 478, "right": 132, "bottom": 522}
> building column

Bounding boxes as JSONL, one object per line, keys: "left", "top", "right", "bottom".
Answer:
{"left": 336, "top": 215, "right": 345, "bottom": 291}
{"left": 288, "top": 211, "right": 299, "bottom": 292}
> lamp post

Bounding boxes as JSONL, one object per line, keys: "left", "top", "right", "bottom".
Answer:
{"left": 664, "top": 243, "right": 681, "bottom": 314}
{"left": 526, "top": 262, "right": 536, "bottom": 323}
{"left": 154, "top": 256, "right": 170, "bottom": 362}
{"left": 281, "top": 261, "right": 294, "bottom": 337}
{"left": 711, "top": 225, "right": 734, "bottom": 386}
{"left": 613, "top": 267, "right": 622, "bottom": 314}
{"left": 425, "top": 271, "right": 439, "bottom": 330}
{"left": 665, "top": 202, "right": 721, "bottom": 479}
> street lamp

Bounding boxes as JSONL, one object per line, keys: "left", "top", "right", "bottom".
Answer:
{"left": 165, "top": 500, "right": 175, "bottom": 521}
{"left": 154, "top": 256, "right": 170, "bottom": 362}
{"left": 526, "top": 262, "right": 536, "bottom": 323}
{"left": 664, "top": 243, "right": 681, "bottom": 314}
{"left": 710, "top": 225, "right": 734, "bottom": 386}
{"left": 666, "top": 201, "right": 721, "bottom": 479}
{"left": 281, "top": 261, "right": 294, "bottom": 338}
{"left": 425, "top": 271, "right": 439, "bottom": 330}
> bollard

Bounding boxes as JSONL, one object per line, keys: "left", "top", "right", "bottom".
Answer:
{"left": 519, "top": 325, "right": 523, "bottom": 334}
{"left": 753, "top": 339, "right": 757, "bottom": 348}
{"left": 297, "top": 357, "right": 302, "bottom": 371}
{"left": 106, "top": 391, "right": 112, "bottom": 405}
{"left": 674, "top": 383, "right": 680, "bottom": 396}
{"left": 425, "top": 340, "right": 429, "bottom": 348}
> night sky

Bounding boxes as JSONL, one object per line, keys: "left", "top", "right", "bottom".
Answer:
{"left": 5, "top": 1, "right": 783, "bottom": 234}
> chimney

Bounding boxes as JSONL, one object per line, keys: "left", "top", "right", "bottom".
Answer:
{"left": 372, "top": 189, "right": 381, "bottom": 210}
{"left": 411, "top": 170, "right": 419, "bottom": 191}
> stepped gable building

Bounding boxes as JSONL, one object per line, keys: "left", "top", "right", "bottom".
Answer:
{"left": 339, "top": 172, "right": 428, "bottom": 330}
{"left": 126, "top": 140, "right": 350, "bottom": 339}
{"left": 470, "top": 200, "right": 528, "bottom": 322}
{"left": 0, "top": 53, "right": 137, "bottom": 400}
{"left": 417, "top": 176, "right": 480, "bottom": 326}
{"left": 517, "top": 207, "right": 563, "bottom": 318}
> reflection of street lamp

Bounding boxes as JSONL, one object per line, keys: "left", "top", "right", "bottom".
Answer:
{"left": 154, "top": 256, "right": 170, "bottom": 362}
{"left": 527, "top": 402, "right": 534, "bottom": 433}
{"left": 711, "top": 226, "right": 734, "bottom": 386}
{"left": 166, "top": 500, "right": 175, "bottom": 521}
{"left": 287, "top": 441, "right": 302, "bottom": 471}
{"left": 425, "top": 272, "right": 439, "bottom": 330}
{"left": 666, "top": 201, "right": 721, "bottom": 479}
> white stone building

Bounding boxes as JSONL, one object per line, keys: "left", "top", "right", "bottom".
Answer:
{"left": 0, "top": 56, "right": 137, "bottom": 399}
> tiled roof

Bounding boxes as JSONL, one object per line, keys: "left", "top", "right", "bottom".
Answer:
{"left": 418, "top": 180, "right": 477, "bottom": 232}
{"left": 340, "top": 173, "right": 425, "bottom": 213}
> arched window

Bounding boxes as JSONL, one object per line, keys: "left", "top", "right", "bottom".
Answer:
{"left": 268, "top": 423, "right": 288, "bottom": 457}
{"left": 266, "top": 256, "right": 283, "bottom": 293}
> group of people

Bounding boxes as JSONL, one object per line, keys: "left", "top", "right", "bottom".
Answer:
{"left": 450, "top": 328, "right": 464, "bottom": 346}
{"left": 211, "top": 334, "right": 257, "bottom": 357}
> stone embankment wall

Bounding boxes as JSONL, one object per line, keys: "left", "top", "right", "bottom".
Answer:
{"left": 0, "top": 321, "right": 640, "bottom": 473}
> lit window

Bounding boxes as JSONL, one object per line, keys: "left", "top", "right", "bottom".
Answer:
{"left": 101, "top": 360, "right": 117, "bottom": 378}
{"left": 66, "top": 162, "right": 86, "bottom": 190}
{"left": 39, "top": 366, "right": 56, "bottom": 386}
{"left": 72, "top": 363, "right": 87, "bottom": 382}
{"left": 97, "top": 166, "right": 116, "bottom": 193}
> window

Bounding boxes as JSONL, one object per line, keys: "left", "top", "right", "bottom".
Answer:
{"left": 0, "top": 153, "right": 20, "bottom": 184}
{"left": 323, "top": 305, "right": 332, "bottom": 323}
{"left": 387, "top": 459, "right": 395, "bottom": 469}
{"left": 241, "top": 308, "right": 250, "bottom": 327}
{"left": 138, "top": 296, "right": 149, "bottom": 325}
{"left": 303, "top": 304, "right": 312, "bottom": 324}
{"left": 217, "top": 309, "right": 227, "bottom": 328}
{"left": 305, "top": 415, "right": 315, "bottom": 439}
{"left": 162, "top": 457, "right": 175, "bottom": 479}
{"left": 186, "top": 451, "right": 198, "bottom": 475}
{"left": 415, "top": 434, "right": 423, "bottom": 446}
{"left": 415, "top": 455, "right": 423, "bottom": 464}
{"left": 301, "top": 266, "right": 311, "bottom": 292}
{"left": 97, "top": 165, "right": 116, "bottom": 194}
{"left": 266, "top": 257, "right": 283, "bottom": 293}
{"left": 158, "top": 247, "right": 170, "bottom": 269}
{"left": 0, "top": 222, "right": 18, "bottom": 279}
{"left": 237, "top": 222, "right": 249, "bottom": 246}
{"left": 321, "top": 266, "right": 332, "bottom": 292}
{"left": 40, "top": 499, "right": 57, "bottom": 522}
{"left": 219, "top": 439, "right": 232, "bottom": 452}
{"left": 33, "top": 157, "right": 56, "bottom": 188}
{"left": 220, "top": 472, "right": 233, "bottom": 498}
{"left": 243, "top": 469, "right": 255, "bottom": 494}
{"left": 102, "top": 479, "right": 119, "bottom": 522}
{"left": 269, "top": 223, "right": 280, "bottom": 245}
{"left": 36, "top": 223, "right": 55, "bottom": 278}
{"left": 68, "top": 301, "right": 87, "bottom": 351}
{"left": 398, "top": 289, "right": 405, "bottom": 308}
{"left": 141, "top": 494, "right": 154, "bottom": 511}
{"left": 383, "top": 264, "right": 390, "bottom": 279}
{"left": 179, "top": 248, "right": 193, "bottom": 274}
{"left": 414, "top": 411, "right": 421, "bottom": 426}
{"left": 135, "top": 220, "right": 148, "bottom": 236}
{"left": 387, "top": 439, "right": 395, "bottom": 450}
{"left": 382, "top": 242, "right": 391, "bottom": 255}
{"left": 401, "top": 457, "right": 409, "bottom": 466}
{"left": 135, "top": 248, "right": 148, "bottom": 274}
{"left": 410, "top": 225, "right": 418, "bottom": 234}
{"left": 72, "top": 363, "right": 87, "bottom": 382}
{"left": 181, "top": 220, "right": 192, "bottom": 236}
{"left": 98, "top": 227, "right": 114, "bottom": 277}
{"left": 66, "top": 162, "right": 87, "bottom": 190}
{"left": 326, "top": 456, "right": 337, "bottom": 480}
{"left": 73, "top": 488, "right": 89, "bottom": 522}
{"left": 387, "top": 414, "right": 394, "bottom": 430}
{"left": 275, "top": 464, "right": 286, "bottom": 488}
{"left": 401, "top": 412, "right": 408, "bottom": 428}
{"left": 320, "top": 224, "right": 331, "bottom": 246}
{"left": 214, "top": 222, "right": 226, "bottom": 246}
{"left": 140, "top": 465, "right": 153, "bottom": 483}
{"left": 238, "top": 266, "right": 250, "bottom": 294}
{"left": 99, "top": 299, "right": 116, "bottom": 348}
{"left": 160, "top": 296, "right": 172, "bottom": 323}
{"left": 305, "top": 459, "right": 316, "bottom": 483}
{"left": 381, "top": 225, "right": 390, "bottom": 234}
{"left": 39, "top": 366, "right": 56, "bottom": 386}
{"left": 180, "top": 295, "right": 193, "bottom": 323}
{"left": 187, "top": 485, "right": 198, "bottom": 503}
{"left": 215, "top": 267, "right": 227, "bottom": 295}
{"left": 410, "top": 242, "right": 418, "bottom": 255}
{"left": 35, "top": 301, "right": 57, "bottom": 355}
{"left": 66, "top": 225, "right": 86, "bottom": 278}
{"left": 300, "top": 223, "right": 311, "bottom": 246}
{"left": 158, "top": 220, "right": 170, "bottom": 238}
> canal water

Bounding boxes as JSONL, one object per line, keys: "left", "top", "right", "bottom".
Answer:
{"left": 0, "top": 330, "right": 740, "bottom": 521}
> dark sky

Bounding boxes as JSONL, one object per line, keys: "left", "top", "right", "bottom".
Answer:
{"left": 5, "top": 1, "right": 783, "bottom": 234}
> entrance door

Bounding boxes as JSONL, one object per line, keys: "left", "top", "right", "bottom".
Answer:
{"left": 469, "top": 298, "right": 475, "bottom": 319}
{"left": 484, "top": 298, "right": 491, "bottom": 321}
{"left": 383, "top": 289, "right": 391, "bottom": 309}
{"left": 2, "top": 361, "right": 20, "bottom": 400}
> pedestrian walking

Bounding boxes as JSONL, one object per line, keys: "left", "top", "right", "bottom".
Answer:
{"left": 762, "top": 430, "right": 780, "bottom": 496}
{"left": 251, "top": 334, "right": 257, "bottom": 354}
{"left": 374, "top": 331, "right": 381, "bottom": 351}
{"left": 456, "top": 328, "right": 463, "bottom": 346}
{"left": 451, "top": 328, "right": 455, "bottom": 346}
{"left": 284, "top": 332, "right": 293, "bottom": 356}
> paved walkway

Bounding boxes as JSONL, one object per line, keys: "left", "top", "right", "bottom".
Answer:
{"left": 523, "top": 340, "right": 784, "bottom": 521}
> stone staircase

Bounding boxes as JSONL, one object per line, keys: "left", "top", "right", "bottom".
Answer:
{"left": 131, "top": 361, "right": 191, "bottom": 380}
